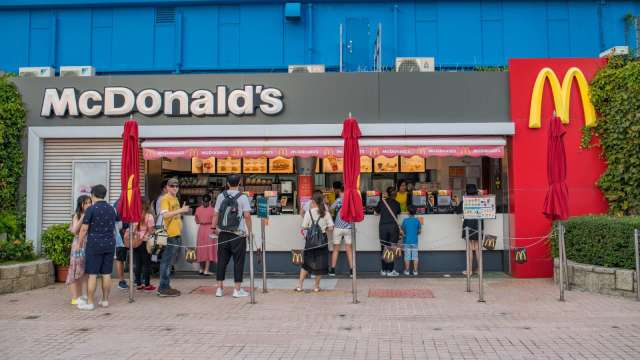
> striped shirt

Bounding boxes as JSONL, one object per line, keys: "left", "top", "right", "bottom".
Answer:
{"left": 331, "top": 197, "right": 352, "bottom": 229}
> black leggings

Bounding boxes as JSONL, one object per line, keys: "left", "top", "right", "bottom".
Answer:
{"left": 134, "top": 244, "right": 151, "bottom": 286}
{"left": 216, "top": 232, "right": 247, "bottom": 283}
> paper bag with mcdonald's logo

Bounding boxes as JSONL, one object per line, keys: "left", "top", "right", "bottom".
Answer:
{"left": 514, "top": 247, "right": 527, "bottom": 264}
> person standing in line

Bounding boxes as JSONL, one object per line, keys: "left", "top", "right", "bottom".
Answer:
{"left": 194, "top": 194, "right": 216, "bottom": 276}
{"left": 77, "top": 185, "right": 117, "bottom": 310}
{"left": 154, "top": 178, "right": 168, "bottom": 218}
{"left": 113, "top": 201, "right": 128, "bottom": 290}
{"left": 461, "top": 184, "right": 482, "bottom": 276}
{"left": 157, "top": 177, "right": 191, "bottom": 297}
{"left": 329, "top": 182, "right": 353, "bottom": 277}
{"left": 402, "top": 206, "right": 422, "bottom": 276}
{"left": 212, "top": 174, "right": 253, "bottom": 298}
{"left": 125, "top": 197, "right": 156, "bottom": 291}
{"left": 375, "top": 186, "right": 402, "bottom": 277}
{"left": 67, "top": 195, "right": 91, "bottom": 306}
{"left": 296, "top": 190, "right": 334, "bottom": 292}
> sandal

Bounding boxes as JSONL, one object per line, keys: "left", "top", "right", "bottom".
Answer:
{"left": 294, "top": 287, "right": 303, "bottom": 292}
{"left": 313, "top": 288, "right": 321, "bottom": 293}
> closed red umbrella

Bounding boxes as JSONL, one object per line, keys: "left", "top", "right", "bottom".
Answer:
{"left": 340, "top": 116, "right": 364, "bottom": 223}
{"left": 543, "top": 116, "right": 569, "bottom": 221}
{"left": 117, "top": 120, "right": 142, "bottom": 223}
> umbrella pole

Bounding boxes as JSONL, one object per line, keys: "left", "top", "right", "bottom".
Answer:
{"left": 465, "top": 227, "right": 471, "bottom": 292}
{"left": 477, "top": 220, "right": 485, "bottom": 303}
{"left": 558, "top": 221, "right": 566, "bottom": 302}
{"left": 351, "top": 224, "right": 358, "bottom": 304}
{"left": 261, "top": 219, "right": 268, "bottom": 293}
{"left": 249, "top": 232, "right": 256, "bottom": 304}
{"left": 128, "top": 223, "right": 135, "bottom": 303}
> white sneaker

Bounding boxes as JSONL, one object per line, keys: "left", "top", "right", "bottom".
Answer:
{"left": 388, "top": 270, "right": 400, "bottom": 277}
{"left": 380, "top": 270, "right": 387, "bottom": 277}
{"left": 403, "top": 270, "right": 410, "bottom": 276}
{"left": 215, "top": 287, "right": 224, "bottom": 297}
{"left": 98, "top": 300, "right": 109, "bottom": 308}
{"left": 233, "top": 288, "right": 249, "bottom": 298}
{"left": 413, "top": 271, "right": 419, "bottom": 276}
{"left": 77, "top": 303, "right": 95, "bottom": 311}
{"left": 76, "top": 297, "right": 88, "bottom": 306}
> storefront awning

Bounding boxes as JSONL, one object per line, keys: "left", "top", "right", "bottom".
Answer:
{"left": 142, "top": 136, "right": 506, "bottom": 160}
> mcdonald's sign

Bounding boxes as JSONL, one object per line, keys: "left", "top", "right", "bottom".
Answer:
{"left": 528, "top": 67, "right": 597, "bottom": 129}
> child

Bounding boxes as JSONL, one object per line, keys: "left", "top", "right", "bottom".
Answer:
{"left": 401, "top": 206, "right": 421, "bottom": 276}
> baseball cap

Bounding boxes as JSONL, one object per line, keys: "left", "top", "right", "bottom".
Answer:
{"left": 167, "top": 178, "right": 179, "bottom": 186}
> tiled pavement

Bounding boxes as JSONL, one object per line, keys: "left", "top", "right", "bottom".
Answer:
{"left": 1, "top": 275, "right": 640, "bottom": 360}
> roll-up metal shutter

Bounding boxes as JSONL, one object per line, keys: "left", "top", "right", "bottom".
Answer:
{"left": 41, "top": 139, "right": 146, "bottom": 230}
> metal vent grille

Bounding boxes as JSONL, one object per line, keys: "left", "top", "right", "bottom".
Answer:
{"left": 397, "top": 60, "right": 421, "bottom": 72}
{"left": 290, "top": 67, "right": 310, "bottom": 73}
{"left": 155, "top": 8, "right": 176, "bottom": 24}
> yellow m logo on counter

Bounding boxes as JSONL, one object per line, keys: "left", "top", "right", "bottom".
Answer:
{"left": 529, "top": 67, "right": 597, "bottom": 129}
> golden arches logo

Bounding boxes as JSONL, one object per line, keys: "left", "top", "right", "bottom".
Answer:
{"left": 529, "top": 67, "right": 596, "bottom": 129}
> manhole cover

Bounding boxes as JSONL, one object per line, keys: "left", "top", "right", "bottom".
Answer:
{"left": 24, "top": 315, "right": 39, "bottom": 320}
{"left": 368, "top": 289, "right": 434, "bottom": 299}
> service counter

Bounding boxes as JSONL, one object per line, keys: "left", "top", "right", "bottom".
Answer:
{"left": 176, "top": 214, "right": 507, "bottom": 272}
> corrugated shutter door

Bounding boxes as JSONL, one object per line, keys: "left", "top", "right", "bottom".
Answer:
{"left": 42, "top": 139, "right": 146, "bottom": 230}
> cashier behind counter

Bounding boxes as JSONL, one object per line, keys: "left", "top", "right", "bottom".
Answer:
{"left": 364, "top": 183, "right": 461, "bottom": 215}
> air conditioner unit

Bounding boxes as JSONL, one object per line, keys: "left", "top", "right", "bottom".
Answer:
{"left": 599, "top": 46, "right": 629, "bottom": 58}
{"left": 18, "top": 66, "right": 54, "bottom": 78}
{"left": 395, "top": 57, "right": 435, "bottom": 72}
{"left": 60, "top": 66, "right": 96, "bottom": 77}
{"left": 288, "top": 64, "right": 325, "bottom": 73}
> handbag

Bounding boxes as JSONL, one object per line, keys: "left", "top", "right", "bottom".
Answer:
{"left": 185, "top": 248, "right": 197, "bottom": 263}
{"left": 482, "top": 234, "right": 497, "bottom": 250}
{"left": 382, "top": 246, "right": 396, "bottom": 263}
{"left": 291, "top": 249, "right": 304, "bottom": 266}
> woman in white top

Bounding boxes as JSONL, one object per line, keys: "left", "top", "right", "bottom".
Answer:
{"left": 296, "top": 190, "right": 334, "bottom": 292}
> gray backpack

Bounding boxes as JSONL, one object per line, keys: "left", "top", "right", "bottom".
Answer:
{"left": 217, "top": 191, "right": 243, "bottom": 232}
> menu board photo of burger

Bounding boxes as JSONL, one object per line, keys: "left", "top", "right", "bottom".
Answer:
{"left": 217, "top": 158, "right": 241, "bottom": 174}
{"left": 269, "top": 156, "right": 294, "bottom": 173}
{"left": 323, "top": 157, "right": 343, "bottom": 173}
{"left": 243, "top": 158, "right": 268, "bottom": 174}
{"left": 374, "top": 156, "right": 399, "bottom": 173}
{"left": 192, "top": 157, "right": 216, "bottom": 174}
{"left": 401, "top": 156, "right": 426, "bottom": 173}
{"left": 360, "top": 156, "right": 373, "bottom": 173}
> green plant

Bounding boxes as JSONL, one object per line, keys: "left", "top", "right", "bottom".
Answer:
{"left": 41, "top": 224, "right": 74, "bottom": 267}
{"left": 0, "top": 74, "right": 26, "bottom": 237}
{"left": 0, "top": 239, "right": 35, "bottom": 263}
{"left": 588, "top": 56, "right": 640, "bottom": 215}
{"left": 550, "top": 215, "right": 639, "bottom": 269}
{"left": 0, "top": 211, "right": 18, "bottom": 238}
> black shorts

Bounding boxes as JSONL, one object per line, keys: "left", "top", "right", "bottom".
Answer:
{"left": 115, "top": 246, "right": 127, "bottom": 262}
{"left": 379, "top": 224, "right": 399, "bottom": 244}
{"left": 85, "top": 252, "right": 115, "bottom": 275}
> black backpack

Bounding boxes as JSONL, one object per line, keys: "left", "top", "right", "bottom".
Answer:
{"left": 305, "top": 213, "right": 326, "bottom": 249}
{"left": 217, "top": 191, "right": 243, "bottom": 233}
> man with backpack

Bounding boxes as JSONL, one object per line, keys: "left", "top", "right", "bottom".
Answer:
{"left": 211, "top": 174, "right": 253, "bottom": 298}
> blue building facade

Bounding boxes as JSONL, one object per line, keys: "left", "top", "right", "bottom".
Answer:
{"left": 0, "top": 0, "right": 637, "bottom": 73}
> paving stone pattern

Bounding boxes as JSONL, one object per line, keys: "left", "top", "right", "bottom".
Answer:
{"left": 1, "top": 276, "right": 640, "bottom": 359}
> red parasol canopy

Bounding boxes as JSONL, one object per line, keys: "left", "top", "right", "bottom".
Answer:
{"left": 117, "top": 120, "right": 142, "bottom": 223}
{"left": 340, "top": 117, "right": 365, "bottom": 223}
{"left": 543, "top": 116, "right": 569, "bottom": 221}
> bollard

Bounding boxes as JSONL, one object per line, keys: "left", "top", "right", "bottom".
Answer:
{"left": 351, "top": 224, "right": 358, "bottom": 304}
{"left": 558, "top": 222, "right": 565, "bottom": 302}
{"left": 261, "top": 219, "right": 268, "bottom": 293}
{"left": 477, "top": 220, "right": 485, "bottom": 302}
{"left": 128, "top": 223, "right": 135, "bottom": 303}
{"left": 248, "top": 232, "right": 256, "bottom": 304}
{"left": 635, "top": 229, "right": 639, "bottom": 301}
{"left": 465, "top": 226, "right": 471, "bottom": 293}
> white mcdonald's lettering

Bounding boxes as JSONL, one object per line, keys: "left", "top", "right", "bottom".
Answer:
{"left": 529, "top": 67, "right": 597, "bottom": 129}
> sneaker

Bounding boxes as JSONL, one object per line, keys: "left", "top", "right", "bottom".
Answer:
{"left": 76, "top": 297, "right": 88, "bottom": 306}
{"left": 136, "top": 284, "right": 145, "bottom": 291}
{"left": 143, "top": 285, "right": 157, "bottom": 292}
{"left": 404, "top": 270, "right": 410, "bottom": 276}
{"left": 118, "top": 280, "right": 128, "bottom": 290}
{"left": 157, "top": 288, "right": 181, "bottom": 297}
{"left": 310, "top": 274, "right": 316, "bottom": 279}
{"left": 349, "top": 269, "right": 353, "bottom": 278}
{"left": 98, "top": 300, "right": 109, "bottom": 308}
{"left": 77, "top": 303, "right": 95, "bottom": 311}
{"left": 328, "top": 268, "right": 336, "bottom": 277}
{"left": 233, "top": 288, "right": 249, "bottom": 298}
{"left": 388, "top": 270, "right": 400, "bottom": 277}
{"left": 380, "top": 270, "right": 387, "bottom": 277}
{"left": 215, "top": 287, "right": 224, "bottom": 297}
{"left": 413, "top": 271, "right": 419, "bottom": 276}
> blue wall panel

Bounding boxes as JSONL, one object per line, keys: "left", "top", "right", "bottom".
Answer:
{"left": 0, "top": 1, "right": 636, "bottom": 73}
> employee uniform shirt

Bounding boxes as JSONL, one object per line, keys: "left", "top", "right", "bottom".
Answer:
{"left": 395, "top": 192, "right": 409, "bottom": 213}
{"left": 160, "top": 194, "right": 183, "bottom": 237}
{"left": 401, "top": 216, "right": 421, "bottom": 245}
{"left": 214, "top": 190, "right": 252, "bottom": 233}
{"left": 83, "top": 201, "right": 117, "bottom": 255}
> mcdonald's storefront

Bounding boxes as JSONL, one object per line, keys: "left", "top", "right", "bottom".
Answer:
{"left": 15, "top": 58, "right": 608, "bottom": 277}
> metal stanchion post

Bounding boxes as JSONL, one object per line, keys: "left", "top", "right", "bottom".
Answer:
{"left": 558, "top": 222, "right": 565, "bottom": 302}
{"left": 465, "top": 226, "right": 471, "bottom": 292}
{"left": 261, "top": 219, "right": 267, "bottom": 293}
{"left": 477, "top": 220, "right": 485, "bottom": 302}
{"left": 562, "top": 222, "right": 570, "bottom": 291}
{"left": 128, "top": 223, "right": 135, "bottom": 303}
{"left": 248, "top": 232, "right": 256, "bottom": 304}
{"left": 351, "top": 224, "right": 358, "bottom": 304}
{"left": 635, "top": 229, "right": 639, "bottom": 301}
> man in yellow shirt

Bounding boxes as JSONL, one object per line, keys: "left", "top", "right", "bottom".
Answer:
{"left": 157, "top": 177, "right": 190, "bottom": 297}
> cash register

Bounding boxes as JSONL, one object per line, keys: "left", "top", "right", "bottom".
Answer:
{"left": 411, "top": 190, "right": 427, "bottom": 214}
{"left": 436, "top": 190, "right": 454, "bottom": 214}
{"left": 264, "top": 191, "right": 280, "bottom": 215}
{"left": 365, "top": 191, "right": 381, "bottom": 214}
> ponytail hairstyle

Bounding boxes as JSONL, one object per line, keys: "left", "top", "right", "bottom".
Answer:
{"left": 312, "top": 190, "right": 326, "bottom": 218}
